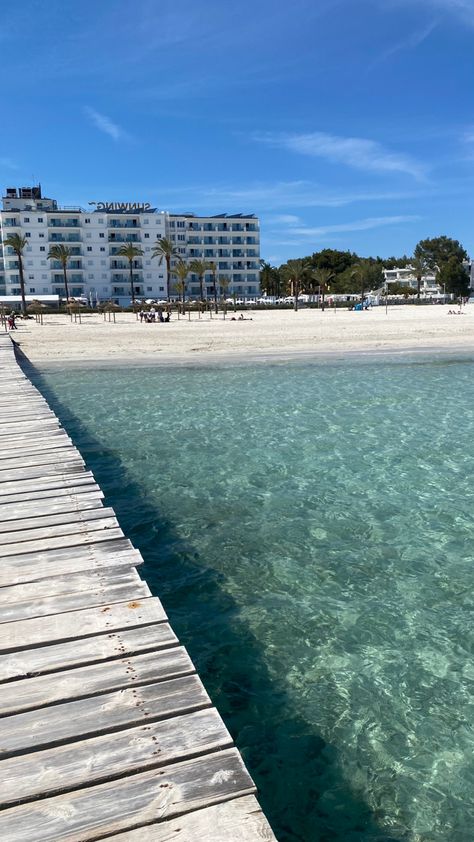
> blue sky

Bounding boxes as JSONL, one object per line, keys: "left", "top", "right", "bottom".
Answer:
{"left": 1, "top": 0, "right": 473, "bottom": 264}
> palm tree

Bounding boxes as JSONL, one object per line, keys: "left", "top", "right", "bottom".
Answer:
{"left": 116, "top": 243, "right": 144, "bottom": 315}
{"left": 283, "top": 259, "right": 310, "bottom": 311}
{"left": 151, "top": 237, "right": 181, "bottom": 301}
{"left": 3, "top": 233, "right": 27, "bottom": 315}
{"left": 47, "top": 244, "right": 72, "bottom": 308}
{"left": 219, "top": 276, "right": 231, "bottom": 317}
{"left": 171, "top": 260, "right": 189, "bottom": 313}
{"left": 411, "top": 255, "right": 431, "bottom": 302}
{"left": 351, "top": 262, "right": 374, "bottom": 307}
{"left": 210, "top": 261, "right": 219, "bottom": 313}
{"left": 189, "top": 258, "right": 212, "bottom": 302}
{"left": 312, "top": 267, "right": 335, "bottom": 311}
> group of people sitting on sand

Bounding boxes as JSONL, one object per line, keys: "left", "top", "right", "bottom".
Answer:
{"left": 139, "top": 307, "right": 170, "bottom": 324}
{"left": 447, "top": 309, "right": 465, "bottom": 315}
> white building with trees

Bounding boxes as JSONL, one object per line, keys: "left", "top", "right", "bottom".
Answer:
{"left": 0, "top": 186, "right": 261, "bottom": 306}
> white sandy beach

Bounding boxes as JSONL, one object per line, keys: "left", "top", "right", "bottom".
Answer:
{"left": 10, "top": 305, "right": 474, "bottom": 366}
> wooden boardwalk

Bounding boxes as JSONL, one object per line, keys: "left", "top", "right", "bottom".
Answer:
{"left": 0, "top": 334, "right": 276, "bottom": 841}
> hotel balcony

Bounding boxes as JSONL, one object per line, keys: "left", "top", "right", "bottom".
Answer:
{"left": 108, "top": 220, "right": 140, "bottom": 229}
{"left": 108, "top": 233, "right": 140, "bottom": 243}
{"left": 49, "top": 233, "right": 82, "bottom": 243}
{"left": 50, "top": 260, "right": 83, "bottom": 270}
{"left": 48, "top": 219, "right": 80, "bottom": 228}
{"left": 112, "top": 273, "right": 142, "bottom": 283}
{"left": 110, "top": 260, "right": 143, "bottom": 270}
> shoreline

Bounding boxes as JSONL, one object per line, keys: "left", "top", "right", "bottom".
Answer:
{"left": 17, "top": 342, "right": 474, "bottom": 371}
{"left": 10, "top": 307, "right": 474, "bottom": 370}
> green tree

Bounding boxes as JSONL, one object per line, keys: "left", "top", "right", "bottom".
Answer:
{"left": 151, "top": 237, "right": 181, "bottom": 301}
{"left": 281, "top": 258, "right": 311, "bottom": 311}
{"left": 410, "top": 254, "right": 431, "bottom": 302}
{"left": 414, "top": 236, "right": 468, "bottom": 270}
{"left": 312, "top": 267, "right": 335, "bottom": 311}
{"left": 47, "top": 244, "right": 72, "bottom": 307}
{"left": 438, "top": 258, "right": 470, "bottom": 297}
{"left": 210, "top": 261, "right": 219, "bottom": 313}
{"left": 171, "top": 260, "right": 189, "bottom": 313}
{"left": 312, "top": 248, "right": 355, "bottom": 275}
{"left": 3, "top": 233, "right": 27, "bottom": 314}
{"left": 116, "top": 243, "right": 144, "bottom": 315}
{"left": 189, "top": 258, "right": 212, "bottom": 302}
{"left": 351, "top": 262, "right": 381, "bottom": 305}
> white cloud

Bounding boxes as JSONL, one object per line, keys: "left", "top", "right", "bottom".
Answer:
{"left": 291, "top": 215, "right": 421, "bottom": 237}
{"left": 84, "top": 107, "right": 128, "bottom": 141}
{"left": 372, "top": 19, "right": 438, "bottom": 65}
{"left": 255, "top": 131, "right": 426, "bottom": 179}
{"left": 153, "top": 181, "right": 424, "bottom": 211}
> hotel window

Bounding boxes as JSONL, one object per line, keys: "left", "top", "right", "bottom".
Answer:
{"left": 23, "top": 217, "right": 30, "bottom": 223}
{"left": 43, "top": 287, "right": 48, "bottom": 292}
{"left": 146, "top": 273, "right": 152, "bottom": 278}
{"left": 41, "top": 261, "right": 46, "bottom": 266}
{"left": 102, "top": 273, "right": 107, "bottom": 279}
{"left": 38, "top": 217, "right": 43, "bottom": 222}
{"left": 169, "top": 221, "right": 175, "bottom": 228}
{"left": 85, "top": 218, "right": 90, "bottom": 223}
{"left": 147, "top": 286, "right": 152, "bottom": 291}
{"left": 28, "top": 275, "right": 34, "bottom": 280}
{"left": 100, "top": 260, "right": 106, "bottom": 266}
{"left": 40, "top": 246, "right": 45, "bottom": 251}
{"left": 29, "top": 287, "right": 35, "bottom": 293}
{"left": 27, "top": 260, "right": 33, "bottom": 266}
{"left": 144, "top": 233, "right": 149, "bottom": 238}
{"left": 98, "top": 219, "right": 104, "bottom": 223}
{"left": 159, "top": 286, "right": 164, "bottom": 291}
{"left": 87, "top": 246, "right": 92, "bottom": 251}
{"left": 177, "top": 221, "right": 185, "bottom": 228}
{"left": 86, "top": 233, "right": 92, "bottom": 238}
{"left": 99, "top": 233, "right": 105, "bottom": 238}
{"left": 143, "top": 219, "right": 149, "bottom": 224}
{"left": 177, "top": 235, "right": 185, "bottom": 241}
{"left": 100, "top": 247, "right": 105, "bottom": 251}
{"left": 25, "top": 232, "right": 31, "bottom": 237}
{"left": 39, "top": 233, "right": 44, "bottom": 238}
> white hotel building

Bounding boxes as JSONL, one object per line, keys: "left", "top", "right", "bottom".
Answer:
{"left": 0, "top": 186, "right": 261, "bottom": 305}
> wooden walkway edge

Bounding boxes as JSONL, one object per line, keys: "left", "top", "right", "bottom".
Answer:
{"left": 0, "top": 335, "right": 276, "bottom": 841}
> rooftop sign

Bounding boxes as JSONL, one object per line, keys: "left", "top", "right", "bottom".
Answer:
{"left": 88, "top": 202, "right": 151, "bottom": 212}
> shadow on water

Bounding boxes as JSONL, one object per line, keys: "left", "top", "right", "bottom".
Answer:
{"left": 19, "top": 350, "right": 404, "bottom": 842}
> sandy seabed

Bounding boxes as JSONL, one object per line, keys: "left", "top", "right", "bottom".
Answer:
{"left": 9, "top": 305, "right": 474, "bottom": 367}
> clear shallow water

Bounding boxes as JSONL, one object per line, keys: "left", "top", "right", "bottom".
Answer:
{"left": 33, "top": 357, "right": 474, "bottom": 842}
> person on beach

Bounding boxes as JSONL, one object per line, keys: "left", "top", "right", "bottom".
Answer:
{"left": 139, "top": 309, "right": 145, "bottom": 322}
{"left": 7, "top": 313, "right": 16, "bottom": 330}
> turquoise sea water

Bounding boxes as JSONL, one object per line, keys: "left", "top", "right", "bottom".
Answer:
{"left": 34, "top": 356, "right": 474, "bottom": 842}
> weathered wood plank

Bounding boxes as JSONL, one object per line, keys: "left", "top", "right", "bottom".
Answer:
{"left": 0, "top": 490, "right": 103, "bottom": 521}
{"left": 0, "top": 450, "right": 81, "bottom": 472}
{"left": 0, "top": 673, "right": 208, "bottom": 757}
{"left": 0, "top": 596, "right": 166, "bottom": 653}
{"left": 104, "top": 796, "right": 276, "bottom": 842}
{"left": 0, "top": 621, "right": 178, "bottom": 682}
{"left": 0, "top": 646, "right": 193, "bottom": 715}
{"left": 0, "top": 514, "right": 119, "bottom": 550}
{"left": 0, "top": 462, "right": 85, "bottom": 484}
{"left": 0, "top": 470, "right": 96, "bottom": 499}
{"left": 0, "top": 565, "right": 142, "bottom": 604}
{"left": 0, "top": 439, "right": 73, "bottom": 459}
{"left": 0, "top": 579, "right": 151, "bottom": 623}
{"left": 0, "top": 431, "right": 70, "bottom": 451}
{"left": 0, "top": 506, "right": 116, "bottom": 536}
{"left": 0, "top": 708, "right": 232, "bottom": 808}
{"left": 0, "top": 748, "right": 255, "bottom": 841}
{"left": 0, "top": 523, "right": 124, "bottom": 557}
{"left": 0, "top": 545, "right": 141, "bottom": 586}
